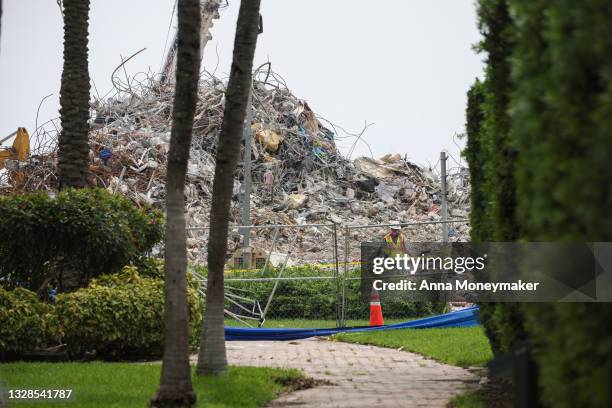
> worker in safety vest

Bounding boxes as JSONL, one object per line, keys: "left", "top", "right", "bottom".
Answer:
{"left": 383, "top": 221, "right": 409, "bottom": 258}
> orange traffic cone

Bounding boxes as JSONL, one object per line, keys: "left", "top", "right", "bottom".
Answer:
{"left": 369, "top": 286, "right": 384, "bottom": 326}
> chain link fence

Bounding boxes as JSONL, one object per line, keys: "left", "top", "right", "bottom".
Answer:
{"left": 339, "top": 219, "right": 470, "bottom": 327}
{"left": 187, "top": 218, "right": 469, "bottom": 329}
{"left": 187, "top": 223, "right": 342, "bottom": 328}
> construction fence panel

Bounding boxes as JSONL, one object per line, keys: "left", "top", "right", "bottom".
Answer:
{"left": 340, "top": 219, "right": 470, "bottom": 327}
{"left": 187, "top": 223, "right": 342, "bottom": 328}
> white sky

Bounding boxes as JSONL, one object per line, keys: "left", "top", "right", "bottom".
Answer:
{"left": 0, "top": 0, "right": 484, "bottom": 167}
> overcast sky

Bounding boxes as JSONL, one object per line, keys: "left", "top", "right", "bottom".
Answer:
{"left": 0, "top": 0, "right": 483, "bottom": 167}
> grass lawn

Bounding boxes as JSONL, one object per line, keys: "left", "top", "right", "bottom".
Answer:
{"left": 0, "top": 362, "right": 302, "bottom": 408}
{"left": 333, "top": 326, "right": 493, "bottom": 368}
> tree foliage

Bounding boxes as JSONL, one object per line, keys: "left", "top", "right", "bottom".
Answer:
{"left": 469, "top": 0, "right": 612, "bottom": 406}
{"left": 0, "top": 287, "right": 60, "bottom": 355}
{"left": 0, "top": 265, "right": 202, "bottom": 360}
{"left": 467, "top": 0, "right": 526, "bottom": 355}
{"left": 57, "top": 266, "right": 202, "bottom": 360}
{"left": 0, "top": 189, "right": 163, "bottom": 293}
{"left": 510, "top": 1, "right": 612, "bottom": 406}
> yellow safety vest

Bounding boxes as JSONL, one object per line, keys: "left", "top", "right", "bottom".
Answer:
{"left": 384, "top": 233, "right": 406, "bottom": 257}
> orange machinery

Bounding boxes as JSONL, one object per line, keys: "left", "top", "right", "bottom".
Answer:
{"left": 0, "top": 127, "right": 30, "bottom": 170}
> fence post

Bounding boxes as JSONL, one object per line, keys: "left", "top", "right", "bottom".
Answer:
{"left": 240, "top": 91, "right": 254, "bottom": 269}
{"left": 341, "top": 225, "right": 351, "bottom": 328}
{"left": 332, "top": 223, "right": 341, "bottom": 328}
{"left": 440, "top": 151, "right": 448, "bottom": 243}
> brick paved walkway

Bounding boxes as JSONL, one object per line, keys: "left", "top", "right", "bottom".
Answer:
{"left": 213, "top": 338, "right": 480, "bottom": 407}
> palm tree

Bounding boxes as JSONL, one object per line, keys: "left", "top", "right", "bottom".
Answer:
{"left": 58, "top": 0, "right": 91, "bottom": 189}
{"left": 196, "top": 0, "right": 262, "bottom": 376}
{"left": 150, "top": 0, "right": 201, "bottom": 406}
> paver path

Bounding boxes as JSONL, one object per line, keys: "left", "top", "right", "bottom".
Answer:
{"left": 200, "top": 338, "right": 480, "bottom": 407}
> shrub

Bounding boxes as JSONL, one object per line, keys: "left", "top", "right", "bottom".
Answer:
{"left": 131, "top": 258, "right": 202, "bottom": 292}
{"left": 56, "top": 268, "right": 201, "bottom": 359}
{"left": 509, "top": 1, "right": 612, "bottom": 406}
{"left": 468, "top": 0, "right": 526, "bottom": 356}
{"left": 133, "top": 256, "right": 165, "bottom": 280}
{"left": 0, "top": 287, "right": 60, "bottom": 355}
{"left": 470, "top": 0, "right": 612, "bottom": 405}
{"left": 0, "top": 188, "right": 163, "bottom": 292}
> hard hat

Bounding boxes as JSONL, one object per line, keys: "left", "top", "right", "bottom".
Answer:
{"left": 390, "top": 221, "right": 401, "bottom": 230}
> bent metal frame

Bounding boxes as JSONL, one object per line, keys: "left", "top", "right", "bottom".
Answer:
{"left": 186, "top": 218, "right": 468, "bottom": 328}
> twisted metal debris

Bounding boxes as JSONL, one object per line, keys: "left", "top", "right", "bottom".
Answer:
{"left": 0, "top": 65, "right": 470, "bottom": 264}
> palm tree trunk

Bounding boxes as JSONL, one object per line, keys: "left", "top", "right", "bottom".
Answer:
{"left": 150, "top": 0, "right": 201, "bottom": 406}
{"left": 196, "top": 0, "right": 261, "bottom": 376}
{"left": 58, "top": 0, "right": 91, "bottom": 189}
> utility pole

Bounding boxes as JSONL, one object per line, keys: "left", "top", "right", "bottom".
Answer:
{"left": 440, "top": 151, "right": 448, "bottom": 242}
{"left": 238, "top": 14, "right": 263, "bottom": 269}
{"left": 240, "top": 91, "right": 253, "bottom": 269}
{"left": 440, "top": 151, "right": 449, "bottom": 307}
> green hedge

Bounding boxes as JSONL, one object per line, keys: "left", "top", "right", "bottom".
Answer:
{"left": 468, "top": 0, "right": 526, "bottom": 356}
{"left": 476, "top": 0, "right": 518, "bottom": 243}
{"left": 56, "top": 266, "right": 202, "bottom": 359}
{"left": 0, "top": 263, "right": 202, "bottom": 360}
{"left": 0, "top": 287, "right": 60, "bottom": 355}
{"left": 464, "top": 79, "right": 488, "bottom": 243}
{"left": 469, "top": 0, "right": 612, "bottom": 406}
{"left": 465, "top": 79, "right": 510, "bottom": 354}
{"left": 509, "top": 1, "right": 612, "bottom": 406}
{"left": 0, "top": 189, "right": 163, "bottom": 293}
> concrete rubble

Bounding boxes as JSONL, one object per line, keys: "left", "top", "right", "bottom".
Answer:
{"left": 0, "top": 66, "right": 470, "bottom": 265}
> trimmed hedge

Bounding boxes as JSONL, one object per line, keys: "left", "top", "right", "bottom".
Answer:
{"left": 464, "top": 79, "right": 488, "bottom": 243}
{"left": 465, "top": 80, "right": 507, "bottom": 354}
{"left": 467, "top": 0, "right": 526, "bottom": 356}
{"left": 0, "top": 189, "right": 163, "bottom": 293}
{"left": 510, "top": 1, "right": 612, "bottom": 406}
{"left": 469, "top": 0, "right": 612, "bottom": 406}
{"left": 0, "top": 287, "right": 60, "bottom": 355}
{"left": 476, "top": 0, "right": 518, "bottom": 243}
{"left": 0, "top": 263, "right": 202, "bottom": 360}
{"left": 56, "top": 265, "right": 202, "bottom": 359}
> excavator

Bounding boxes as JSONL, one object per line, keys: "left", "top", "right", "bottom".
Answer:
{"left": 1, "top": 127, "right": 31, "bottom": 187}
{"left": 0, "top": 127, "right": 30, "bottom": 170}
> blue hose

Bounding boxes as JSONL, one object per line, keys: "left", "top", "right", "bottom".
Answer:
{"left": 225, "top": 306, "right": 480, "bottom": 341}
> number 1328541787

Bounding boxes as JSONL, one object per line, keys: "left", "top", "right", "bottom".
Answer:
{"left": 7, "top": 389, "right": 73, "bottom": 400}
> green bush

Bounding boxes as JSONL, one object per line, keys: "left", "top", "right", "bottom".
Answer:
{"left": 0, "top": 189, "right": 164, "bottom": 292}
{"left": 0, "top": 287, "right": 60, "bottom": 354}
{"left": 132, "top": 256, "right": 165, "bottom": 280}
{"left": 464, "top": 79, "right": 489, "bottom": 243}
{"left": 0, "top": 263, "right": 202, "bottom": 360}
{"left": 467, "top": 0, "right": 527, "bottom": 356}
{"left": 508, "top": 1, "right": 612, "bottom": 406}
{"left": 469, "top": 0, "right": 612, "bottom": 405}
{"left": 476, "top": 0, "right": 518, "bottom": 243}
{"left": 55, "top": 267, "right": 202, "bottom": 359}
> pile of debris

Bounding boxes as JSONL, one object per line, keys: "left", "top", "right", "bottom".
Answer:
{"left": 0, "top": 66, "right": 470, "bottom": 264}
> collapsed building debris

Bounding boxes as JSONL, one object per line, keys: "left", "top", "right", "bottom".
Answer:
{"left": 0, "top": 65, "right": 470, "bottom": 265}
